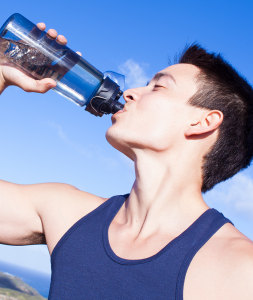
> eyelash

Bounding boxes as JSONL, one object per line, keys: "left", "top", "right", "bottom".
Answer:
{"left": 153, "top": 85, "right": 164, "bottom": 89}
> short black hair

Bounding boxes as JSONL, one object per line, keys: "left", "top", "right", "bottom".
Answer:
{"left": 178, "top": 44, "right": 253, "bottom": 193}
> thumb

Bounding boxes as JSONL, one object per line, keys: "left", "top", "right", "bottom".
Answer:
{"left": 17, "top": 76, "right": 57, "bottom": 93}
{"left": 34, "top": 78, "right": 57, "bottom": 93}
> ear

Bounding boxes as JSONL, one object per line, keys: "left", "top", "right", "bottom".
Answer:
{"left": 185, "top": 110, "right": 223, "bottom": 137}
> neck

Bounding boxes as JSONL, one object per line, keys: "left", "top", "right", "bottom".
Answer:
{"left": 119, "top": 148, "right": 209, "bottom": 238}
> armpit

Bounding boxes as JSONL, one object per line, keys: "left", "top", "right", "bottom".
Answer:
{"left": 21, "top": 231, "right": 46, "bottom": 245}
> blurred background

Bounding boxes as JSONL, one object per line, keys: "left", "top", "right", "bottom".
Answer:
{"left": 0, "top": 0, "right": 253, "bottom": 277}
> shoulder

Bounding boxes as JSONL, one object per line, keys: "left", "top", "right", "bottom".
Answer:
{"left": 31, "top": 182, "right": 110, "bottom": 254}
{"left": 26, "top": 182, "right": 108, "bottom": 211}
{"left": 184, "top": 222, "right": 253, "bottom": 300}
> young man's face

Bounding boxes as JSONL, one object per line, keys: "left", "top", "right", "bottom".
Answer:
{"left": 106, "top": 63, "right": 200, "bottom": 159}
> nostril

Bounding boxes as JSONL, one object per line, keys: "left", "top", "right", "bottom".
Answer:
{"left": 123, "top": 89, "right": 137, "bottom": 102}
{"left": 123, "top": 95, "right": 134, "bottom": 102}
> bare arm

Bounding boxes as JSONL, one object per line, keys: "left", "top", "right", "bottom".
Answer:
{"left": 0, "top": 180, "right": 47, "bottom": 245}
{"left": 0, "top": 23, "right": 101, "bottom": 253}
{"left": 0, "top": 180, "right": 102, "bottom": 247}
{"left": 0, "top": 24, "right": 63, "bottom": 246}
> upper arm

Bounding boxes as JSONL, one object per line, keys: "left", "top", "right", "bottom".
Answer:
{"left": 0, "top": 180, "right": 46, "bottom": 245}
{"left": 0, "top": 180, "right": 103, "bottom": 248}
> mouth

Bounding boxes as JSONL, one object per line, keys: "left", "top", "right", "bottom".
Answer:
{"left": 111, "top": 108, "right": 126, "bottom": 121}
{"left": 114, "top": 106, "right": 127, "bottom": 115}
{"left": 114, "top": 109, "right": 124, "bottom": 114}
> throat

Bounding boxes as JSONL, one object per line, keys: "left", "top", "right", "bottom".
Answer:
{"left": 106, "top": 193, "right": 210, "bottom": 261}
{"left": 108, "top": 222, "right": 176, "bottom": 260}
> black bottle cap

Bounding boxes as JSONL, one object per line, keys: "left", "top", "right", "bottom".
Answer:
{"left": 85, "top": 77, "right": 124, "bottom": 117}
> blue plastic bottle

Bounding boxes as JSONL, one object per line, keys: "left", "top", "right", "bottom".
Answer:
{"left": 0, "top": 13, "right": 124, "bottom": 116}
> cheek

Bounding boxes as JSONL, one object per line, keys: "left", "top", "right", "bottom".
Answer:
{"left": 137, "top": 98, "right": 183, "bottom": 134}
{"left": 106, "top": 97, "right": 188, "bottom": 151}
{"left": 124, "top": 103, "right": 180, "bottom": 149}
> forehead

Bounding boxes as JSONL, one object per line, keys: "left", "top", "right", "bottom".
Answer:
{"left": 155, "top": 63, "right": 200, "bottom": 101}
{"left": 159, "top": 63, "right": 200, "bottom": 85}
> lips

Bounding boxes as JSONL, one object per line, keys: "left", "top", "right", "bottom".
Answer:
{"left": 114, "top": 110, "right": 124, "bottom": 115}
{"left": 111, "top": 106, "right": 127, "bottom": 119}
{"left": 122, "top": 105, "right": 128, "bottom": 112}
{"left": 115, "top": 106, "right": 127, "bottom": 114}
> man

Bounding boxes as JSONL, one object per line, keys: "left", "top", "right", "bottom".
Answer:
{"left": 0, "top": 23, "right": 253, "bottom": 300}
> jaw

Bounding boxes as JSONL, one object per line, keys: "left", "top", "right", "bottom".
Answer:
{"left": 105, "top": 128, "right": 135, "bottom": 161}
{"left": 106, "top": 121, "right": 182, "bottom": 164}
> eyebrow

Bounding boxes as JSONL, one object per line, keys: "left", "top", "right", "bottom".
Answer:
{"left": 146, "top": 72, "right": 176, "bottom": 86}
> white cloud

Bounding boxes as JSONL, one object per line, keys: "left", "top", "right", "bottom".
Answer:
{"left": 44, "top": 120, "right": 92, "bottom": 158}
{"left": 204, "top": 172, "right": 253, "bottom": 218}
{"left": 119, "top": 59, "right": 150, "bottom": 89}
{"left": 46, "top": 121, "right": 68, "bottom": 143}
{"left": 44, "top": 122, "right": 119, "bottom": 168}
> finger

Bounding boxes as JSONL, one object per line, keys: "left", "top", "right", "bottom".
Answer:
{"left": 76, "top": 51, "right": 82, "bottom": 56}
{"left": 35, "top": 78, "right": 57, "bottom": 93}
{"left": 17, "top": 76, "right": 56, "bottom": 93}
{"left": 56, "top": 35, "right": 67, "bottom": 45}
{"left": 36, "top": 23, "right": 46, "bottom": 31}
{"left": 47, "top": 29, "right": 58, "bottom": 40}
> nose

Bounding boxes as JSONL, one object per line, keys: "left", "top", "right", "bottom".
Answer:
{"left": 123, "top": 88, "right": 142, "bottom": 103}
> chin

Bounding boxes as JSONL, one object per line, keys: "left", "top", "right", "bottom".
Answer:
{"left": 106, "top": 126, "right": 135, "bottom": 160}
{"left": 106, "top": 126, "right": 123, "bottom": 149}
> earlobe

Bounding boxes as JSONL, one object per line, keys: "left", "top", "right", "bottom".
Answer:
{"left": 185, "top": 110, "right": 223, "bottom": 137}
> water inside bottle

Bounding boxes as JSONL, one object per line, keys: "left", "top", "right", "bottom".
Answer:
{"left": 0, "top": 38, "right": 51, "bottom": 66}
{"left": 0, "top": 36, "right": 103, "bottom": 106}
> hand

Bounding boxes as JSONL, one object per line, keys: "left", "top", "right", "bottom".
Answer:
{"left": 0, "top": 23, "right": 82, "bottom": 94}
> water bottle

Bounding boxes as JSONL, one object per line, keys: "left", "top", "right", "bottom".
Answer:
{"left": 0, "top": 13, "right": 125, "bottom": 117}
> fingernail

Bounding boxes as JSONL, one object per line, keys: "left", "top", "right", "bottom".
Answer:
{"left": 47, "top": 84, "right": 52, "bottom": 88}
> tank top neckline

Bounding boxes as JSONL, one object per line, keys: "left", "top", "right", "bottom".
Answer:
{"left": 102, "top": 194, "right": 214, "bottom": 265}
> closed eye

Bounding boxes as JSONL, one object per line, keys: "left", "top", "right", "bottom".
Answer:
{"left": 153, "top": 85, "right": 166, "bottom": 89}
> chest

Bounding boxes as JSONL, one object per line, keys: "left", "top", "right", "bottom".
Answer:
{"left": 109, "top": 228, "right": 176, "bottom": 260}
{"left": 108, "top": 223, "right": 235, "bottom": 300}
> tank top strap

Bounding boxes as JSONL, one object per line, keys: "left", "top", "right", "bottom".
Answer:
{"left": 175, "top": 208, "right": 233, "bottom": 300}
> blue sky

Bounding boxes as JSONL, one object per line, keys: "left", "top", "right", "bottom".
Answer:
{"left": 0, "top": 0, "right": 253, "bottom": 274}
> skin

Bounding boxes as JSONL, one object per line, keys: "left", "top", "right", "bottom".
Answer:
{"left": 0, "top": 23, "right": 253, "bottom": 299}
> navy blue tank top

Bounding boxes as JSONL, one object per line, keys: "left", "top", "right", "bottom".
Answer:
{"left": 49, "top": 194, "right": 232, "bottom": 299}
